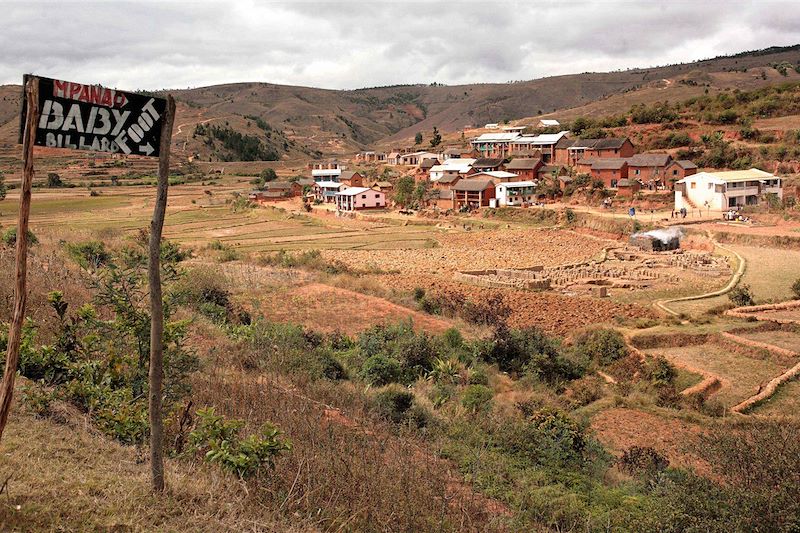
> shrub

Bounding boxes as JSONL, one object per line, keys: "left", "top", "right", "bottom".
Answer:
{"left": 572, "top": 329, "right": 628, "bottom": 368}
{"left": 66, "top": 240, "right": 112, "bottom": 270}
{"left": 570, "top": 376, "right": 604, "bottom": 406}
{"left": 461, "top": 384, "right": 493, "bottom": 413}
{"left": 361, "top": 354, "right": 401, "bottom": 386}
{"left": 2, "top": 227, "right": 38, "bottom": 247}
{"left": 645, "top": 356, "right": 677, "bottom": 386}
{"left": 792, "top": 278, "right": 800, "bottom": 299}
{"left": 618, "top": 446, "right": 669, "bottom": 478}
{"left": 467, "top": 365, "right": 489, "bottom": 386}
{"left": 427, "top": 358, "right": 462, "bottom": 384}
{"left": 189, "top": 407, "right": 291, "bottom": 479}
{"left": 372, "top": 385, "right": 414, "bottom": 423}
{"left": 728, "top": 284, "right": 755, "bottom": 307}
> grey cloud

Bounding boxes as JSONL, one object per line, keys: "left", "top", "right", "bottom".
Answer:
{"left": 0, "top": 1, "right": 798, "bottom": 90}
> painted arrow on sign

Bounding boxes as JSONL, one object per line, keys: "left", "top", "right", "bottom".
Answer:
{"left": 139, "top": 142, "right": 154, "bottom": 156}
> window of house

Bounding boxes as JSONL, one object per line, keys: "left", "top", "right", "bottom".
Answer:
{"left": 611, "top": 179, "right": 618, "bottom": 188}
{"left": 375, "top": 194, "right": 380, "bottom": 199}
{"left": 690, "top": 182, "right": 696, "bottom": 189}
{"left": 673, "top": 169, "right": 678, "bottom": 176}
{"left": 634, "top": 169, "right": 640, "bottom": 175}
{"left": 708, "top": 183, "right": 713, "bottom": 190}
{"left": 361, "top": 194, "right": 367, "bottom": 199}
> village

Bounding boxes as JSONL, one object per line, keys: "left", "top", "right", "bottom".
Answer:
{"left": 247, "top": 118, "right": 784, "bottom": 220}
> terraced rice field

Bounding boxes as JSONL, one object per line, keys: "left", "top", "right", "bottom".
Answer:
{"left": 644, "top": 344, "right": 792, "bottom": 407}
{"left": 750, "top": 378, "right": 800, "bottom": 416}
{"left": 737, "top": 329, "right": 800, "bottom": 353}
{"left": 0, "top": 187, "right": 443, "bottom": 252}
{"left": 669, "top": 245, "right": 800, "bottom": 316}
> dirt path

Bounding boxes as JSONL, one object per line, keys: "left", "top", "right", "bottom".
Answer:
{"left": 654, "top": 239, "right": 745, "bottom": 316}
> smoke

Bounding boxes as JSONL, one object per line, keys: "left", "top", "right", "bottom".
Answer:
{"left": 632, "top": 227, "right": 684, "bottom": 244}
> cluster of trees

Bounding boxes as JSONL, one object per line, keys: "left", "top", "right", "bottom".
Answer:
{"left": 194, "top": 123, "right": 279, "bottom": 161}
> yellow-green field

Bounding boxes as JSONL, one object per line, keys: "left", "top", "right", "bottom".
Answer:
{"left": 668, "top": 244, "right": 800, "bottom": 316}
{"left": 644, "top": 344, "right": 794, "bottom": 407}
{"left": 0, "top": 186, "right": 443, "bottom": 252}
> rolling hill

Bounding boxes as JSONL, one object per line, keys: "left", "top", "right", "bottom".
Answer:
{"left": 2, "top": 44, "right": 800, "bottom": 162}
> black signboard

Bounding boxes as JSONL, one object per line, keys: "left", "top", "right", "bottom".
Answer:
{"left": 20, "top": 75, "right": 167, "bottom": 157}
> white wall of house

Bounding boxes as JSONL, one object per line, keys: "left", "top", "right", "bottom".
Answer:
{"left": 335, "top": 188, "right": 386, "bottom": 211}
{"left": 675, "top": 170, "right": 783, "bottom": 211}
{"left": 496, "top": 181, "right": 538, "bottom": 206}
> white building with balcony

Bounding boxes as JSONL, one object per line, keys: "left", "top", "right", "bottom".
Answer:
{"left": 494, "top": 181, "right": 539, "bottom": 207}
{"left": 674, "top": 168, "right": 782, "bottom": 212}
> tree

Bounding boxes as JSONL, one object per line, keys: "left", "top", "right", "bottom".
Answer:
{"left": 46, "top": 173, "right": 63, "bottom": 188}
{"left": 728, "top": 284, "right": 755, "bottom": 307}
{"left": 430, "top": 127, "right": 442, "bottom": 148}
{"left": 394, "top": 176, "right": 415, "bottom": 208}
{"left": 260, "top": 168, "right": 278, "bottom": 183}
{"left": 791, "top": 278, "right": 800, "bottom": 299}
{"left": 414, "top": 132, "right": 423, "bottom": 145}
{"left": 0, "top": 171, "right": 6, "bottom": 202}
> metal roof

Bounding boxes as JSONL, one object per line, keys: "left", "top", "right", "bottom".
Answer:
{"left": 453, "top": 178, "right": 495, "bottom": 192}
{"left": 336, "top": 187, "right": 381, "bottom": 197}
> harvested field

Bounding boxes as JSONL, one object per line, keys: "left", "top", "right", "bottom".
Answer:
{"left": 736, "top": 329, "right": 800, "bottom": 353}
{"left": 643, "top": 344, "right": 793, "bottom": 407}
{"left": 396, "top": 275, "right": 655, "bottom": 336}
{"left": 246, "top": 282, "right": 458, "bottom": 335}
{"left": 749, "top": 378, "right": 800, "bottom": 417}
{"left": 590, "top": 408, "right": 707, "bottom": 473}
{"left": 669, "top": 244, "right": 800, "bottom": 316}
{"left": 322, "top": 228, "right": 610, "bottom": 275}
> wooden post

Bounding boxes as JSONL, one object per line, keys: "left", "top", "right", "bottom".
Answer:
{"left": 148, "top": 94, "right": 175, "bottom": 492}
{"left": 0, "top": 77, "right": 38, "bottom": 443}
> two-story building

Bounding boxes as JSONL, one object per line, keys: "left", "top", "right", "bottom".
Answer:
{"left": 674, "top": 168, "right": 782, "bottom": 211}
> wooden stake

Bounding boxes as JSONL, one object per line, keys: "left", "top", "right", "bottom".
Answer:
{"left": 148, "top": 94, "right": 175, "bottom": 492}
{"left": 0, "top": 78, "right": 38, "bottom": 443}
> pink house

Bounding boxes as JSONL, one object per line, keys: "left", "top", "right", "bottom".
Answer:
{"left": 334, "top": 187, "right": 387, "bottom": 211}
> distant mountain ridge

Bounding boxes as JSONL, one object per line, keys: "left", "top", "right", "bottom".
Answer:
{"left": 1, "top": 44, "right": 799, "bottom": 159}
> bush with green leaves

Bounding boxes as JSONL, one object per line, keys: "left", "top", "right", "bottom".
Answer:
{"left": 372, "top": 385, "right": 415, "bottom": 423}
{"left": 361, "top": 354, "right": 402, "bottom": 386}
{"left": 189, "top": 407, "right": 291, "bottom": 479}
{"left": 2, "top": 227, "right": 38, "bottom": 247}
{"left": 66, "top": 240, "right": 112, "bottom": 270}
{"left": 728, "top": 284, "right": 755, "bottom": 307}
{"left": 571, "top": 328, "right": 628, "bottom": 368}
{"left": 461, "top": 384, "right": 493, "bottom": 413}
{"left": 791, "top": 278, "right": 800, "bottom": 299}
{"left": 1, "top": 236, "right": 199, "bottom": 445}
{"left": 478, "top": 325, "right": 581, "bottom": 384}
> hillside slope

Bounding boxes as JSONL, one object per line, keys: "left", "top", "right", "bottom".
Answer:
{"left": 1, "top": 45, "right": 800, "bottom": 159}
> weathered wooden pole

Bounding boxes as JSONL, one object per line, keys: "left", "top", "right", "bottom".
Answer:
{"left": 0, "top": 77, "right": 39, "bottom": 443}
{"left": 148, "top": 94, "right": 175, "bottom": 492}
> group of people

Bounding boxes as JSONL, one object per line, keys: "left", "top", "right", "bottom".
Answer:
{"left": 671, "top": 207, "right": 688, "bottom": 219}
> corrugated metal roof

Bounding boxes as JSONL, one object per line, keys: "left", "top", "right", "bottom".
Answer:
{"left": 453, "top": 178, "right": 495, "bottom": 192}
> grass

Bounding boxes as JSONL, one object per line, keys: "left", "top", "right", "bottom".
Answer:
{"left": 749, "top": 377, "right": 800, "bottom": 416}
{"left": 737, "top": 329, "right": 800, "bottom": 353}
{"left": 669, "top": 244, "right": 800, "bottom": 316}
{"left": 644, "top": 344, "right": 791, "bottom": 407}
{"left": 0, "top": 401, "right": 309, "bottom": 532}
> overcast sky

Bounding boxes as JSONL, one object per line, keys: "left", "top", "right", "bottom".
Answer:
{"left": 2, "top": 1, "right": 799, "bottom": 91}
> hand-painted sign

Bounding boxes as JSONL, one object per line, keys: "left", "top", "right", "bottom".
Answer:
{"left": 20, "top": 75, "right": 167, "bottom": 157}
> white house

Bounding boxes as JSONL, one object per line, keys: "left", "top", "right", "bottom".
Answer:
{"left": 314, "top": 181, "right": 345, "bottom": 203}
{"left": 429, "top": 158, "right": 476, "bottom": 181}
{"left": 538, "top": 119, "right": 560, "bottom": 128}
{"left": 495, "top": 181, "right": 539, "bottom": 206}
{"left": 674, "top": 168, "right": 783, "bottom": 212}
{"left": 312, "top": 168, "right": 342, "bottom": 182}
{"left": 334, "top": 187, "right": 386, "bottom": 211}
{"left": 484, "top": 123, "right": 499, "bottom": 129}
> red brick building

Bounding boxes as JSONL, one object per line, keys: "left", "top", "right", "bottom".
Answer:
{"left": 555, "top": 137, "right": 634, "bottom": 166}
{"left": 626, "top": 153, "right": 672, "bottom": 189}
{"left": 664, "top": 160, "right": 698, "bottom": 188}
{"left": 589, "top": 159, "right": 629, "bottom": 189}
{"left": 339, "top": 171, "right": 364, "bottom": 187}
{"left": 504, "top": 158, "right": 543, "bottom": 181}
{"left": 452, "top": 178, "right": 496, "bottom": 209}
